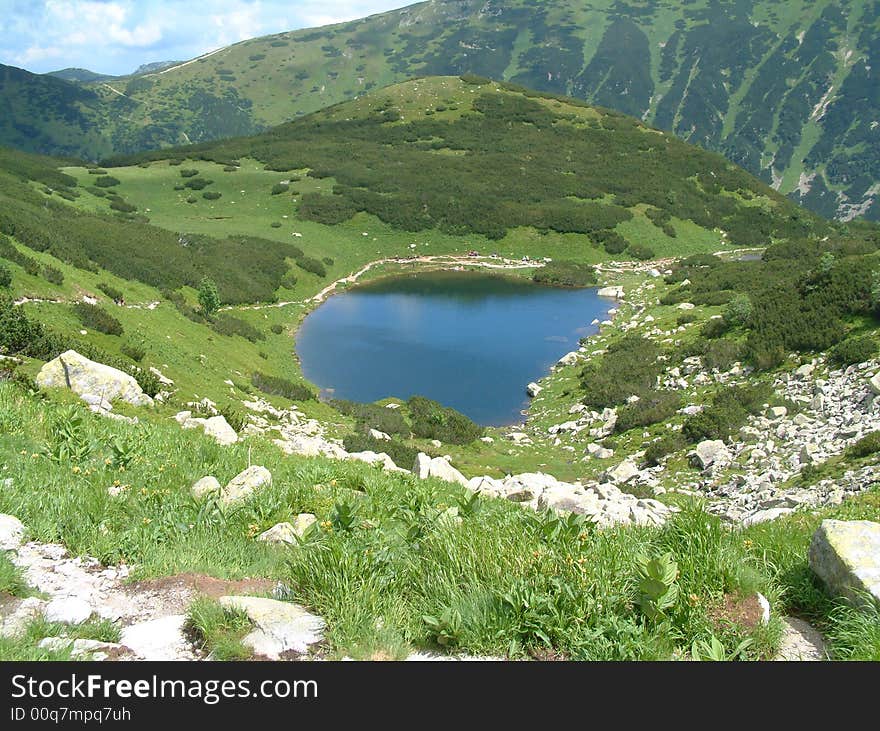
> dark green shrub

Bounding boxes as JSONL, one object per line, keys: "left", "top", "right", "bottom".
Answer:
{"left": 271, "top": 222, "right": 282, "bottom": 228}
{"left": 407, "top": 396, "right": 483, "bottom": 444}
{"left": 271, "top": 183, "right": 289, "bottom": 195}
{"left": 186, "top": 196, "right": 197, "bottom": 204}
{"left": 677, "top": 312, "right": 697, "bottom": 326}
{"left": 72, "top": 302, "right": 124, "bottom": 336}
{"left": 217, "top": 403, "right": 248, "bottom": 432}
{"left": 97, "top": 282, "right": 124, "bottom": 303}
{"left": 847, "top": 431, "right": 880, "bottom": 458}
{"left": 642, "top": 434, "right": 687, "bottom": 467}
{"left": 322, "top": 257, "right": 334, "bottom": 266}
{"left": 251, "top": 371, "right": 315, "bottom": 401}
{"left": 120, "top": 340, "right": 146, "bottom": 362}
{"left": 615, "top": 392, "right": 681, "bottom": 433}
{"left": 342, "top": 433, "right": 419, "bottom": 470}
{"left": 682, "top": 384, "right": 770, "bottom": 443}
{"left": 829, "top": 336, "right": 878, "bottom": 366}
{"left": 0, "top": 264, "right": 10, "bottom": 288}
{"left": 93, "top": 176, "right": 120, "bottom": 188}
{"left": 211, "top": 315, "right": 265, "bottom": 343}
{"left": 580, "top": 336, "right": 664, "bottom": 408}
{"left": 202, "top": 191, "right": 222, "bottom": 200}
{"left": 270, "top": 324, "right": 284, "bottom": 335}
{"left": 184, "top": 178, "right": 213, "bottom": 190}
{"left": 295, "top": 256, "right": 327, "bottom": 278}
{"left": 41, "top": 265, "right": 64, "bottom": 285}
{"left": 179, "top": 169, "right": 200, "bottom": 178}
{"left": 330, "top": 399, "right": 409, "bottom": 436}
{"left": 701, "top": 318, "right": 728, "bottom": 339}
{"left": 533, "top": 260, "right": 597, "bottom": 288}
{"left": 701, "top": 339, "right": 744, "bottom": 371}
{"left": 628, "top": 244, "right": 655, "bottom": 261}
{"left": 110, "top": 199, "right": 137, "bottom": 213}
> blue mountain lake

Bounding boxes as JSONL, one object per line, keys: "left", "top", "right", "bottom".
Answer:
{"left": 295, "top": 271, "right": 614, "bottom": 425}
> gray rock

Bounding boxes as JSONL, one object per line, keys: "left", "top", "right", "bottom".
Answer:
{"left": 0, "top": 598, "right": 46, "bottom": 638}
{"left": 221, "top": 466, "right": 272, "bottom": 505}
{"left": 413, "top": 454, "right": 469, "bottom": 487}
{"left": 526, "top": 382, "right": 542, "bottom": 398}
{"left": 0, "top": 514, "right": 26, "bottom": 550}
{"left": 36, "top": 350, "right": 153, "bottom": 407}
{"left": 604, "top": 460, "right": 639, "bottom": 484}
{"left": 120, "top": 615, "right": 192, "bottom": 660}
{"left": 691, "top": 440, "right": 732, "bottom": 470}
{"left": 44, "top": 597, "right": 93, "bottom": 625}
{"left": 809, "top": 519, "right": 880, "bottom": 607}
{"left": 191, "top": 476, "right": 221, "bottom": 499}
{"left": 742, "top": 507, "right": 795, "bottom": 527}
{"left": 218, "top": 596, "right": 325, "bottom": 660}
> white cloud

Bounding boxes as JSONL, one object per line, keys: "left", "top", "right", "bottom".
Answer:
{"left": 0, "top": 0, "right": 408, "bottom": 74}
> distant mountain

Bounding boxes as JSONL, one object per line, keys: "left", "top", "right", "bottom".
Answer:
{"left": 132, "top": 60, "right": 181, "bottom": 75}
{"left": 2, "top": 0, "right": 878, "bottom": 220}
{"left": 46, "top": 68, "right": 114, "bottom": 83}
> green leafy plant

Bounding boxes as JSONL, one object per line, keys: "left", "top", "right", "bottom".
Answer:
{"left": 635, "top": 552, "right": 679, "bottom": 622}
{"left": 422, "top": 607, "right": 462, "bottom": 648}
{"left": 691, "top": 634, "right": 754, "bottom": 661}
{"left": 330, "top": 501, "right": 359, "bottom": 533}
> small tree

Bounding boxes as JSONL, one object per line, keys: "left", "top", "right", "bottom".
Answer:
{"left": 724, "top": 294, "right": 753, "bottom": 328}
{"left": 0, "top": 264, "right": 11, "bottom": 288}
{"left": 198, "top": 277, "right": 221, "bottom": 316}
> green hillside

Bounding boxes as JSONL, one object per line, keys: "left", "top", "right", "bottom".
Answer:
{"left": 1, "top": 0, "right": 878, "bottom": 221}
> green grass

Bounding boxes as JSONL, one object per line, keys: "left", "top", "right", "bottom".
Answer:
{"left": 0, "top": 552, "right": 29, "bottom": 597}
{"left": 185, "top": 597, "right": 253, "bottom": 660}
{"left": 2, "top": 381, "right": 877, "bottom": 660}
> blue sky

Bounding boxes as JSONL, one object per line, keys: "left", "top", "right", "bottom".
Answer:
{"left": 0, "top": 1, "right": 408, "bottom": 75}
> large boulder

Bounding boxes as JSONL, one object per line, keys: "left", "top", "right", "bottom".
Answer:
{"left": 36, "top": 350, "right": 152, "bottom": 407}
{"left": 809, "top": 520, "right": 880, "bottom": 607}
{"left": 604, "top": 460, "right": 640, "bottom": 484}
{"left": 181, "top": 415, "right": 238, "bottom": 446}
{"left": 221, "top": 466, "right": 272, "bottom": 506}
{"left": 690, "top": 440, "right": 732, "bottom": 471}
{"left": 413, "top": 453, "right": 469, "bottom": 487}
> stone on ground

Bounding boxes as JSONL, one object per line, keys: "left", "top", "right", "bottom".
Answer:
{"left": 258, "top": 522, "right": 297, "bottom": 545}
{"left": 775, "top": 618, "right": 827, "bottom": 661}
{"left": 221, "top": 466, "right": 272, "bottom": 505}
{"left": 36, "top": 350, "right": 152, "bottom": 407}
{"left": 120, "top": 615, "right": 193, "bottom": 661}
{"left": 191, "top": 476, "right": 221, "bottom": 499}
{"left": 43, "top": 597, "right": 93, "bottom": 625}
{"left": 218, "top": 596, "right": 325, "bottom": 660}
{"left": 809, "top": 519, "right": 880, "bottom": 607}
{"left": 413, "top": 453, "right": 469, "bottom": 487}
{"left": 0, "top": 514, "right": 26, "bottom": 550}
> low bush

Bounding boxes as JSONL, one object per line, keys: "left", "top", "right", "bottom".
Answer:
{"left": 829, "top": 336, "right": 878, "bottom": 366}
{"left": 342, "top": 433, "right": 419, "bottom": 470}
{"left": 72, "top": 302, "right": 124, "bottom": 336}
{"left": 251, "top": 371, "right": 315, "bottom": 401}
{"left": 627, "top": 244, "right": 655, "bottom": 261}
{"left": 271, "top": 183, "right": 289, "bottom": 195}
{"left": 270, "top": 324, "right": 284, "bottom": 335}
{"left": 847, "top": 431, "right": 880, "bottom": 459}
{"left": 295, "top": 256, "right": 327, "bottom": 278}
{"left": 211, "top": 315, "right": 265, "bottom": 343}
{"left": 642, "top": 434, "right": 687, "bottom": 467}
{"left": 93, "top": 176, "right": 120, "bottom": 188}
{"left": 580, "top": 336, "right": 664, "bottom": 408}
{"left": 532, "top": 260, "right": 597, "bottom": 288}
{"left": 97, "top": 282, "right": 124, "bottom": 303}
{"left": 41, "top": 265, "right": 64, "bottom": 285}
{"left": 202, "top": 191, "right": 222, "bottom": 201}
{"left": 184, "top": 178, "right": 213, "bottom": 191}
{"left": 110, "top": 200, "right": 137, "bottom": 213}
{"left": 0, "top": 264, "right": 9, "bottom": 288}
{"left": 179, "top": 169, "right": 200, "bottom": 178}
{"left": 120, "top": 339, "right": 146, "bottom": 362}
{"left": 330, "top": 399, "right": 409, "bottom": 436}
{"left": 615, "top": 392, "right": 681, "bottom": 433}
{"left": 217, "top": 403, "right": 248, "bottom": 432}
{"left": 682, "top": 384, "right": 770, "bottom": 443}
{"left": 407, "top": 396, "right": 483, "bottom": 444}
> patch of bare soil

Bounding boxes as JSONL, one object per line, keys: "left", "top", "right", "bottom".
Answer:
{"left": 129, "top": 573, "right": 276, "bottom": 600}
{"left": 709, "top": 593, "right": 764, "bottom": 631}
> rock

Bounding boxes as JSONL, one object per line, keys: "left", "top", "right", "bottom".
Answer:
{"left": 347, "top": 451, "right": 407, "bottom": 472}
{"left": 795, "top": 363, "right": 815, "bottom": 378}
{"left": 526, "top": 382, "right": 542, "bottom": 398}
{"left": 293, "top": 513, "right": 317, "bottom": 537}
{"left": 775, "top": 618, "right": 827, "bottom": 661}
{"left": 218, "top": 596, "right": 325, "bottom": 660}
{"left": 80, "top": 393, "right": 112, "bottom": 411}
{"left": 44, "top": 597, "right": 93, "bottom": 625}
{"left": 586, "top": 443, "right": 614, "bottom": 460}
{"left": 413, "top": 454, "right": 469, "bottom": 487}
{"left": 257, "top": 522, "right": 297, "bottom": 545}
{"left": 39, "top": 637, "right": 127, "bottom": 661}
{"left": 479, "top": 436, "right": 494, "bottom": 444}
{"left": 597, "top": 286, "right": 624, "bottom": 299}
{"left": 766, "top": 406, "right": 788, "bottom": 419}
{"left": 191, "top": 476, "right": 221, "bottom": 500}
{"left": 604, "top": 460, "right": 639, "bottom": 484}
{"left": 174, "top": 410, "right": 192, "bottom": 425}
{"left": 0, "top": 514, "right": 26, "bottom": 550}
{"left": 36, "top": 350, "right": 152, "bottom": 407}
{"left": 677, "top": 302, "right": 695, "bottom": 310}
{"left": 368, "top": 429, "right": 391, "bottom": 441}
{"left": 869, "top": 372, "right": 880, "bottom": 395}
{"left": 149, "top": 367, "right": 174, "bottom": 386}
{"left": 809, "top": 520, "right": 880, "bottom": 607}
{"left": 201, "top": 415, "right": 238, "bottom": 446}
{"left": 690, "top": 440, "right": 732, "bottom": 470}
{"left": 742, "top": 507, "right": 795, "bottom": 527}
{"left": 221, "top": 466, "right": 272, "bottom": 505}
{"left": 274, "top": 435, "right": 345, "bottom": 459}
{"left": 120, "top": 615, "right": 192, "bottom": 661}
{"left": 557, "top": 351, "right": 580, "bottom": 367}
{"left": 0, "top": 598, "right": 46, "bottom": 639}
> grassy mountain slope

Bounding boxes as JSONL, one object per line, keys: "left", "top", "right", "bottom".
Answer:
{"left": 3, "top": 0, "right": 877, "bottom": 221}
{"left": 108, "top": 76, "right": 826, "bottom": 253}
